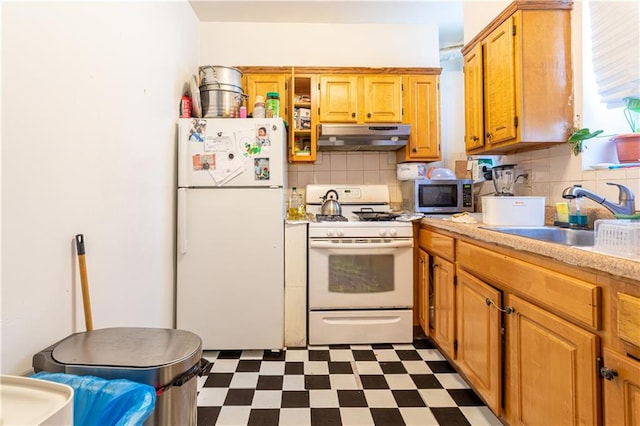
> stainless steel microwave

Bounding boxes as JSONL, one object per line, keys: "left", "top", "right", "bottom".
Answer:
{"left": 401, "top": 179, "right": 474, "bottom": 213}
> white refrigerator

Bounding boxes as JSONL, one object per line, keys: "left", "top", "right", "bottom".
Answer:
{"left": 176, "top": 117, "right": 286, "bottom": 350}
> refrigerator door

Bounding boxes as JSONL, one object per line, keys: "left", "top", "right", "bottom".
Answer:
{"left": 178, "top": 118, "right": 285, "bottom": 188}
{"left": 176, "top": 187, "right": 285, "bottom": 350}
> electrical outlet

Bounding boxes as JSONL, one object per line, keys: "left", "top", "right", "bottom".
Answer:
{"left": 523, "top": 169, "right": 532, "bottom": 189}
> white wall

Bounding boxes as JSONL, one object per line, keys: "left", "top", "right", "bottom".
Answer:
{"left": 199, "top": 22, "right": 440, "bottom": 67}
{"left": 1, "top": 1, "right": 199, "bottom": 375}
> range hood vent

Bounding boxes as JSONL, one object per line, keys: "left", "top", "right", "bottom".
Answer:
{"left": 317, "top": 124, "right": 410, "bottom": 152}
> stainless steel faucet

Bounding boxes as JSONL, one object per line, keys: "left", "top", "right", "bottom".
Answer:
{"left": 562, "top": 183, "right": 636, "bottom": 215}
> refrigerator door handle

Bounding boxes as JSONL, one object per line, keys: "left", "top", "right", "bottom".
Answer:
{"left": 178, "top": 188, "right": 188, "bottom": 255}
{"left": 178, "top": 125, "right": 187, "bottom": 187}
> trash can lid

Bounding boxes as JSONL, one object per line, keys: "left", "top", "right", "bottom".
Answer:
{"left": 51, "top": 328, "right": 202, "bottom": 368}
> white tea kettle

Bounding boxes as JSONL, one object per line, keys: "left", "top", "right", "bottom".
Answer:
{"left": 320, "top": 189, "right": 342, "bottom": 216}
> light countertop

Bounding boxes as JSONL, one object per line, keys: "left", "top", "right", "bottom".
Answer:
{"left": 419, "top": 215, "right": 640, "bottom": 282}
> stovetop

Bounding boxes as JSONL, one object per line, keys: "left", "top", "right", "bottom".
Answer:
{"left": 305, "top": 184, "right": 412, "bottom": 236}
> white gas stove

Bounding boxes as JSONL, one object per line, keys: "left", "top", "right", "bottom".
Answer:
{"left": 305, "top": 184, "right": 413, "bottom": 238}
{"left": 305, "top": 184, "right": 414, "bottom": 345}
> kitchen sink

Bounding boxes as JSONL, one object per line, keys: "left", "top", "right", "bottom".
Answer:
{"left": 479, "top": 226, "right": 595, "bottom": 247}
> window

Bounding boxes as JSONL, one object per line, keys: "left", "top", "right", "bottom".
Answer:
{"left": 588, "top": 1, "right": 639, "bottom": 108}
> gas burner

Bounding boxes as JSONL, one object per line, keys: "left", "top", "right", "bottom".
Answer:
{"left": 316, "top": 215, "right": 348, "bottom": 222}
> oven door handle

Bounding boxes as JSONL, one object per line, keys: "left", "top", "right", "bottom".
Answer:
{"left": 309, "top": 240, "right": 413, "bottom": 249}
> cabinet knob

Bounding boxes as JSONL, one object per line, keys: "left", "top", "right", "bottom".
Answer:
{"left": 486, "top": 132, "right": 492, "bottom": 139}
{"left": 412, "top": 147, "right": 417, "bottom": 153}
{"left": 432, "top": 263, "right": 439, "bottom": 268}
{"left": 352, "top": 112, "right": 356, "bottom": 118}
{"left": 367, "top": 113, "right": 372, "bottom": 118}
{"left": 600, "top": 367, "right": 618, "bottom": 381}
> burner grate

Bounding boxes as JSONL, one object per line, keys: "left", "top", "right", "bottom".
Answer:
{"left": 316, "top": 215, "right": 348, "bottom": 222}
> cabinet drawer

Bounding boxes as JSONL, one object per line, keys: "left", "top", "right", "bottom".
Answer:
{"left": 457, "top": 241, "right": 601, "bottom": 330}
{"left": 418, "top": 229, "right": 454, "bottom": 261}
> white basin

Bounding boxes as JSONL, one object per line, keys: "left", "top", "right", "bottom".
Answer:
{"left": 0, "top": 375, "right": 73, "bottom": 425}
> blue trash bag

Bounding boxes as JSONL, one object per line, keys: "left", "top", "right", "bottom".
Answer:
{"left": 32, "top": 372, "right": 156, "bottom": 426}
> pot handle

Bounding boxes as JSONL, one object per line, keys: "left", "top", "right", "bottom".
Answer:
{"left": 324, "top": 189, "right": 339, "bottom": 200}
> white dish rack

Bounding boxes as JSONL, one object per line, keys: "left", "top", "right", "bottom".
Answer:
{"left": 593, "top": 219, "right": 640, "bottom": 261}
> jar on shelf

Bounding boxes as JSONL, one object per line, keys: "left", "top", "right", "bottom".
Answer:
{"left": 253, "top": 95, "right": 265, "bottom": 118}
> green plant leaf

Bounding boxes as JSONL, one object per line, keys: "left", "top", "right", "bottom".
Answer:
{"left": 623, "top": 96, "right": 640, "bottom": 113}
{"left": 568, "top": 128, "right": 604, "bottom": 142}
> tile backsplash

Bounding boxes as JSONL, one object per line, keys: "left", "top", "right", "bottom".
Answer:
{"left": 503, "top": 144, "right": 640, "bottom": 208}
{"left": 287, "top": 152, "right": 403, "bottom": 202}
{"left": 287, "top": 144, "right": 640, "bottom": 212}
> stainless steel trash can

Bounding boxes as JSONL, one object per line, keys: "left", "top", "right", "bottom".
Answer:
{"left": 33, "top": 327, "right": 210, "bottom": 426}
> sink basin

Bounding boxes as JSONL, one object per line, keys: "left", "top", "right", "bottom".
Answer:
{"left": 480, "top": 226, "right": 595, "bottom": 246}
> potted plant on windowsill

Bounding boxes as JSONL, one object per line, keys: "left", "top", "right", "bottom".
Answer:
{"left": 611, "top": 96, "right": 640, "bottom": 163}
{"left": 568, "top": 96, "right": 640, "bottom": 162}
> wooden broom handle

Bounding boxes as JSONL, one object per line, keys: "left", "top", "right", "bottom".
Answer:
{"left": 75, "top": 234, "right": 93, "bottom": 331}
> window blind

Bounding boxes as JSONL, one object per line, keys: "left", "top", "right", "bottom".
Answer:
{"left": 589, "top": 0, "right": 640, "bottom": 108}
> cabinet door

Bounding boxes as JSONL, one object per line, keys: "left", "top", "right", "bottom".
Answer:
{"left": 602, "top": 347, "right": 640, "bottom": 426}
{"left": 318, "top": 75, "right": 358, "bottom": 122}
{"left": 463, "top": 44, "right": 485, "bottom": 151}
{"left": 483, "top": 17, "right": 517, "bottom": 146}
{"left": 455, "top": 269, "right": 502, "bottom": 415}
{"left": 245, "top": 74, "right": 288, "bottom": 117}
{"left": 504, "top": 294, "right": 599, "bottom": 425}
{"left": 417, "top": 249, "right": 429, "bottom": 335}
{"left": 431, "top": 255, "right": 455, "bottom": 359}
{"left": 402, "top": 75, "right": 440, "bottom": 161}
{"left": 363, "top": 76, "right": 403, "bottom": 123}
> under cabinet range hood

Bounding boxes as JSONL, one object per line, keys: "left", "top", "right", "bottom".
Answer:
{"left": 317, "top": 123, "right": 411, "bottom": 151}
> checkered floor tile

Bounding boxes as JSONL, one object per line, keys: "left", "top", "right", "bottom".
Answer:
{"left": 196, "top": 338, "right": 502, "bottom": 426}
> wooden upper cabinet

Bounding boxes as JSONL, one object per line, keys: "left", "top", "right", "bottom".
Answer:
{"left": 462, "top": 4, "right": 573, "bottom": 155}
{"left": 318, "top": 75, "right": 402, "bottom": 123}
{"left": 362, "top": 76, "right": 403, "bottom": 123}
{"left": 400, "top": 75, "right": 440, "bottom": 161}
{"left": 318, "top": 75, "right": 359, "bottom": 122}
{"left": 483, "top": 18, "right": 517, "bottom": 146}
{"left": 463, "top": 44, "right": 484, "bottom": 151}
{"left": 244, "top": 73, "right": 289, "bottom": 118}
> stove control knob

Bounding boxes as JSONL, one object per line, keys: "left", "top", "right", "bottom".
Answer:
{"left": 336, "top": 229, "right": 344, "bottom": 237}
{"left": 326, "top": 230, "right": 335, "bottom": 237}
{"left": 388, "top": 229, "right": 398, "bottom": 237}
{"left": 380, "top": 229, "right": 389, "bottom": 237}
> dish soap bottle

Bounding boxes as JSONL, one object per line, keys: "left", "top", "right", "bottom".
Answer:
{"left": 288, "top": 187, "right": 300, "bottom": 220}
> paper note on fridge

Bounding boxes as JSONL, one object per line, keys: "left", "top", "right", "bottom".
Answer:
{"left": 204, "top": 135, "right": 233, "bottom": 152}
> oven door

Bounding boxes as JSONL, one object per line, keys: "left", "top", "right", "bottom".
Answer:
{"left": 308, "top": 237, "right": 413, "bottom": 309}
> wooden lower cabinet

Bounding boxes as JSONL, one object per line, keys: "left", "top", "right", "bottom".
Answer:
{"left": 504, "top": 294, "right": 600, "bottom": 425}
{"left": 455, "top": 269, "right": 502, "bottom": 415}
{"left": 602, "top": 347, "right": 640, "bottom": 426}
{"left": 431, "top": 255, "right": 455, "bottom": 359}
{"left": 417, "top": 248, "right": 429, "bottom": 335}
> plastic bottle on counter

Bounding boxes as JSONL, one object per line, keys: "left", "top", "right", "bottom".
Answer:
{"left": 253, "top": 95, "right": 265, "bottom": 118}
{"left": 297, "top": 190, "right": 306, "bottom": 220}
{"left": 266, "top": 92, "right": 280, "bottom": 118}
{"left": 288, "top": 187, "right": 300, "bottom": 220}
